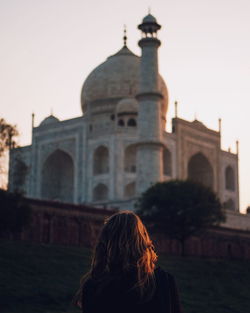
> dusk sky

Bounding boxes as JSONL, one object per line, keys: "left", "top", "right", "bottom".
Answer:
{"left": 0, "top": 0, "right": 249, "bottom": 212}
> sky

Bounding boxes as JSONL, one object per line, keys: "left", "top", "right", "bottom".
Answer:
{"left": 0, "top": 0, "right": 249, "bottom": 212}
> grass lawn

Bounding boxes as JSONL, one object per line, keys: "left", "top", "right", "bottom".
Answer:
{"left": 0, "top": 240, "right": 249, "bottom": 313}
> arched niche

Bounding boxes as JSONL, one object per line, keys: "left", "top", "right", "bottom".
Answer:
{"left": 124, "top": 145, "right": 137, "bottom": 173}
{"left": 225, "top": 166, "right": 235, "bottom": 191}
{"left": 163, "top": 148, "right": 172, "bottom": 176}
{"left": 127, "top": 118, "right": 137, "bottom": 127}
{"left": 118, "top": 119, "right": 125, "bottom": 126}
{"left": 93, "top": 183, "right": 109, "bottom": 201}
{"left": 41, "top": 149, "right": 74, "bottom": 202}
{"left": 124, "top": 182, "right": 136, "bottom": 198}
{"left": 13, "top": 159, "right": 28, "bottom": 193}
{"left": 188, "top": 153, "right": 213, "bottom": 189}
{"left": 224, "top": 198, "right": 235, "bottom": 211}
{"left": 93, "top": 146, "right": 109, "bottom": 175}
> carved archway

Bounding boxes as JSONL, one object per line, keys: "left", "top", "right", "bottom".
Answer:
{"left": 93, "top": 146, "right": 109, "bottom": 175}
{"left": 224, "top": 198, "right": 235, "bottom": 211}
{"left": 93, "top": 183, "right": 108, "bottom": 201}
{"left": 188, "top": 153, "right": 213, "bottom": 188}
{"left": 127, "top": 118, "right": 137, "bottom": 127}
{"left": 163, "top": 148, "right": 172, "bottom": 176}
{"left": 124, "top": 145, "right": 136, "bottom": 173}
{"left": 13, "top": 159, "right": 28, "bottom": 194}
{"left": 124, "top": 182, "right": 136, "bottom": 198}
{"left": 41, "top": 149, "right": 74, "bottom": 202}
{"left": 225, "top": 166, "right": 235, "bottom": 191}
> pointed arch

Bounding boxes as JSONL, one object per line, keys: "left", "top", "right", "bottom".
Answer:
{"left": 224, "top": 198, "right": 235, "bottom": 211}
{"left": 118, "top": 119, "right": 125, "bottom": 126}
{"left": 93, "top": 183, "right": 109, "bottom": 201}
{"left": 41, "top": 149, "right": 74, "bottom": 202}
{"left": 188, "top": 153, "right": 213, "bottom": 188}
{"left": 124, "top": 145, "right": 137, "bottom": 173}
{"left": 93, "top": 146, "right": 109, "bottom": 175}
{"left": 225, "top": 166, "right": 235, "bottom": 191}
{"left": 124, "top": 182, "right": 136, "bottom": 198}
{"left": 13, "top": 159, "right": 28, "bottom": 194}
{"left": 127, "top": 118, "right": 137, "bottom": 127}
{"left": 163, "top": 148, "right": 172, "bottom": 176}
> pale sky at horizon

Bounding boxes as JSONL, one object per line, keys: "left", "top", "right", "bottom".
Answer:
{"left": 0, "top": 0, "right": 249, "bottom": 212}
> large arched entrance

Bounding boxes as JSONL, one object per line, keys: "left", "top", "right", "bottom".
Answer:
{"left": 188, "top": 153, "right": 213, "bottom": 189}
{"left": 41, "top": 149, "right": 74, "bottom": 202}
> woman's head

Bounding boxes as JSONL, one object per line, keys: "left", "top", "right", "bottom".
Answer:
{"left": 74, "top": 211, "right": 157, "bottom": 306}
{"left": 89, "top": 211, "right": 157, "bottom": 298}
{"left": 92, "top": 211, "right": 157, "bottom": 275}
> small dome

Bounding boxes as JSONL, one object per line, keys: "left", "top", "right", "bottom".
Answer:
{"left": 117, "top": 98, "right": 138, "bottom": 114}
{"left": 40, "top": 115, "right": 59, "bottom": 126}
{"left": 142, "top": 14, "right": 157, "bottom": 23}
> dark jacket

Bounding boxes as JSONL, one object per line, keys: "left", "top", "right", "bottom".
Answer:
{"left": 81, "top": 267, "right": 183, "bottom": 313}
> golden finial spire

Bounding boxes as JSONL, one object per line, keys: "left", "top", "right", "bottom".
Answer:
{"left": 32, "top": 112, "right": 35, "bottom": 128}
{"left": 236, "top": 140, "right": 239, "bottom": 155}
{"left": 218, "top": 118, "right": 222, "bottom": 133}
{"left": 123, "top": 25, "right": 127, "bottom": 46}
{"left": 148, "top": 7, "right": 151, "bottom": 14}
{"left": 174, "top": 101, "right": 178, "bottom": 118}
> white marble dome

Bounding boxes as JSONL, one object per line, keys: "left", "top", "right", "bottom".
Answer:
{"left": 81, "top": 45, "right": 168, "bottom": 116}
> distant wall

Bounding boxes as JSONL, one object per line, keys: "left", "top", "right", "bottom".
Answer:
{"left": 152, "top": 227, "right": 250, "bottom": 259}
{"left": 4, "top": 198, "right": 117, "bottom": 248}
{"left": 222, "top": 210, "right": 250, "bottom": 231}
{"left": 3, "top": 198, "right": 250, "bottom": 260}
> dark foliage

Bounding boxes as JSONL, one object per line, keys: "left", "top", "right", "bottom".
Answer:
{"left": 136, "top": 180, "right": 225, "bottom": 253}
{"left": 0, "top": 189, "right": 31, "bottom": 236}
{"left": 0, "top": 118, "right": 19, "bottom": 156}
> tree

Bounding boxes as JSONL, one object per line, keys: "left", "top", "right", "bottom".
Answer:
{"left": 136, "top": 180, "right": 225, "bottom": 256}
{"left": 0, "top": 118, "right": 19, "bottom": 156}
{"left": 0, "top": 189, "right": 31, "bottom": 237}
{"left": 0, "top": 118, "right": 19, "bottom": 188}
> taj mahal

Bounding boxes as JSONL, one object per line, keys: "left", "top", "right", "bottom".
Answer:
{"left": 8, "top": 14, "right": 239, "bottom": 212}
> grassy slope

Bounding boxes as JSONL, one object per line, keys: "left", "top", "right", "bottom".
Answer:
{"left": 0, "top": 240, "right": 249, "bottom": 313}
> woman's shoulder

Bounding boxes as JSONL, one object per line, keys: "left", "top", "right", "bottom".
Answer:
{"left": 154, "top": 266, "right": 177, "bottom": 286}
{"left": 82, "top": 273, "right": 125, "bottom": 295}
{"left": 154, "top": 267, "right": 183, "bottom": 313}
{"left": 154, "top": 266, "right": 174, "bottom": 278}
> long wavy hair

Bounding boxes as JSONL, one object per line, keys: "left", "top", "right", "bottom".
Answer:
{"left": 73, "top": 211, "right": 157, "bottom": 307}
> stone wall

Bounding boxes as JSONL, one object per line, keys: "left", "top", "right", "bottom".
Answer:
{"left": 222, "top": 210, "right": 250, "bottom": 231}
{"left": 5, "top": 198, "right": 250, "bottom": 260}
{"left": 18, "top": 198, "right": 117, "bottom": 247}
{"left": 152, "top": 227, "right": 250, "bottom": 259}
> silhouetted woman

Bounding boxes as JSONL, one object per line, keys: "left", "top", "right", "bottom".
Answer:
{"left": 74, "top": 211, "right": 183, "bottom": 313}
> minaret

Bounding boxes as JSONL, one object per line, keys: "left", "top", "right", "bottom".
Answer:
{"left": 136, "top": 13, "right": 163, "bottom": 194}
